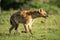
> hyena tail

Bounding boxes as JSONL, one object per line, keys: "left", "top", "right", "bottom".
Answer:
{"left": 10, "top": 19, "right": 13, "bottom": 25}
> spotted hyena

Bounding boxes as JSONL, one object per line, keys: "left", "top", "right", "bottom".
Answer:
{"left": 9, "top": 8, "right": 48, "bottom": 34}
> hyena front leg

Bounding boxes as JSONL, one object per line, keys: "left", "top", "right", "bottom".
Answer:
{"left": 28, "top": 19, "right": 33, "bottom": 34}
{"left": 23, "top": 19, "right": 33, "bottom": 34}
{"left": 22, "top": 24, "right": 28, "bottom": 33}
{"left": 28, "top": 24, "right": 32, "bottom": 34}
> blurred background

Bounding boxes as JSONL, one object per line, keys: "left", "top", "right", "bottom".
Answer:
{"left": 0, "top": 0, "right": 60, "bottom": 40}
{"left": 1, "top": 0, "right": 60, "bottom": 10}
{"left": 1, "top": 0, "right": 60, "bottom": 15}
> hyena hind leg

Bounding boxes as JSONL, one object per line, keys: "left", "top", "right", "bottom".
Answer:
{"left": 9, "top": 24, "right": 19, "bottom": 34}
{"left": 14, "top": 24, "right": 19, "bottom": 33}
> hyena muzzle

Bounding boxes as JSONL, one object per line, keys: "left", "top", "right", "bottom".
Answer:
{"left": 9, "top": 8, "right": 48, "bottom": 34}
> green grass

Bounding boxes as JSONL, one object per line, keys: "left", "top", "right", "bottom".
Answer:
{"left": 0, "top": 11, "right": 60, "bottom": 40}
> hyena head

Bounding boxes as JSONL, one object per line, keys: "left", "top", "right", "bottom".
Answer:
{"left": 38, "top": 8, "right": 48, "bottom": 18}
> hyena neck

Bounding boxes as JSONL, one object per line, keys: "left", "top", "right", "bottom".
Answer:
{"left": 30, "top": 11, "right": 40, "bottom": 19}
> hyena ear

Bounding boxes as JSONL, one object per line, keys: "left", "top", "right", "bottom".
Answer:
{"left": 39, "top": 8, "right": 44, "bottom": 12}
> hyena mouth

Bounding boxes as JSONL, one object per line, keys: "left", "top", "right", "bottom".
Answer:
{"left": 43, "top": 16, "right": 48, "bottom": 18}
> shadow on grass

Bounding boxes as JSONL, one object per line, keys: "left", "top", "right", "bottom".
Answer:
{"left": 29, "top": 33, "right": 46, "bottom": 40}
{"left": 0, "top": 32, "right": 10, "bottom": 36}
{"left": 0, "top": 32, "right": 21, "bottom": 37}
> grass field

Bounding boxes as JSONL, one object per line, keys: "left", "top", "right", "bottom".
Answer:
{"left": 0, "top": 11, "right": 60, "bottom": 40}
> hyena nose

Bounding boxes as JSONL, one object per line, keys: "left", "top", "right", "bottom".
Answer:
{"left": 44, "top": 15, "right": 48, "bottom": 18}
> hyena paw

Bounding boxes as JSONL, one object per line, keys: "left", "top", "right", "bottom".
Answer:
{"left": 21, "top": 31, "right": 27, "bottom": 33}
